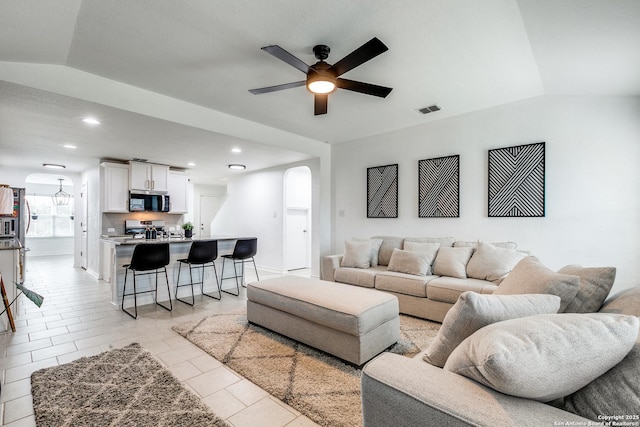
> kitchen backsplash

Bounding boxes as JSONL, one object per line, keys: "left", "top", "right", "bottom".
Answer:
{"left": 102, "top": 212, "right": 184, "bottom": 235}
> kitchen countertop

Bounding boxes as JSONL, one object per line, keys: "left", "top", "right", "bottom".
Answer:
{"left": 100, "top": 235, "right": 244, "bottom": 245}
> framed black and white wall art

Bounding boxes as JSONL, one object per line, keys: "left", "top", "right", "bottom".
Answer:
{"left": 488, "top": 142, "right": 545, "bottom": 217}
{"left": 418, "top": 155, "right": 459, "bottom": 218}
{"left": 367, "top": 164, "right": 398, "bottom": 218}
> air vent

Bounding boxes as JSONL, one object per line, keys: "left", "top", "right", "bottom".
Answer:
{"left": 417, "top": 104, "right": 441, "bottom": 114}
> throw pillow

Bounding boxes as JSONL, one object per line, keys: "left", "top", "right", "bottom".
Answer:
{"left": 340, "top": 240, "right": 371, "bottom": 269}
{"left": 465, "top": 242, "right": 525, "bottom": 282}
{"left": 423, "top": 292, "right": 561, "bottom": 367}
{"left": 404, "top": 236, "right": 456, "bottom": 247}
{"left": 444, "top": 313, "right": 639, "bottom": 402}
{"left": 564, "top": 287, "right": 640, "bottom": 420}
{"left": 431, "top": 247, "right": 474, "bottom": 278}
{"left": 387, "top": 248, "right": 433, "bottom": 276}
{"left": 493, "top": 256, "right": 581, "bottom": 312}
{"left": 558, "top": 265, "right": 616, "bottom": 313}
{"left": 352, "top": 238, "right": 384, "bottom": 267}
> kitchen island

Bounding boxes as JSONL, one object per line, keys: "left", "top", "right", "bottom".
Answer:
{"left": 101, "top": 236, "right": 251, "bottom": 309}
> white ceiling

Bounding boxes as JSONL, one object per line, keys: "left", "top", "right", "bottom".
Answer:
{"left": 0, "top": 0, "right": 638, "bottom": 184}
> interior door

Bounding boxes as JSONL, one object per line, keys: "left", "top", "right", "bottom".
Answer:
{"left": 286, "top": 208, "right": 309, "bottom": 270}
{"left": 81, "top": 182, "right": 88, "bottom": 270}
{"left": 198, "top": 194, "right": 225, "bottom": 238}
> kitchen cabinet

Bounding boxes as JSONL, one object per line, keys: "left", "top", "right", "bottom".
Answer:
{"left": 101, "top": 162, "right": 129, "bottom": 213}
{"left": 168, "top": 171, "right": 189, "bottom": 213}
{"left": 129, "top": 162, "right": 169, "bottom": 193}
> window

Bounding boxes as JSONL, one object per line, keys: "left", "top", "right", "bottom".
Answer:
{"left": 27, "top": 195, "right": 74, "bottom": 237}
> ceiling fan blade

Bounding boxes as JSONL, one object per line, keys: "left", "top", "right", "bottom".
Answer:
{"left": 328, "top": 37, "right": 389, "bottom": 77}
{"left": 314, "top": 94, "right": 328, "bottom": 115}
{"left": 249, "top": 81, "right": 306, "bottom": 95}
{"left": 261, "top": 45, "right": 310, "bottom": 74}
{"left": 337, "top": 78, "right": 393, "bottom": 98}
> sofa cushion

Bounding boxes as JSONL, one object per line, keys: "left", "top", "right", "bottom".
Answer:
{"left": 432, "top": 247, "right": 474, "bottom": 279}
{"left": 371, "top": 236, "right": 404, "bottom": 266}
{"left": 387, "top": 248, "right": 434, "bottom": 276}
{"left": 493, "top": 256, "right": 581, "bottom": 312}
{"left": 426, "top": 277, "right": 497, "bottom": 304}
{"left": 352, "top": 238, "right": 384, "bottom": 267}
{"left": 444, "top": 313, "right": 639, "bottom": 402}
{"left": 404, "top": 236, "right": 456, "bottom": 247}
{"left": 423, "top": 292, "right": 561, "bottom": 367}
{"left": 454, "top": 240, "right": 517, "bottom": 250}
{"left": 403, "top": 241, "right": 441, "bottom": 254}
{"left": 558, "top": 265, "right": 616, "bottom": 313}
{"left": 563, "top": 287, "right": 640, "bottom": 421}
{"left": 374, "top": 271, "right": 437, "bottom": 297}
{"left": 341, "top": 240, "right": 372, "bottom": 268}
{"left": 465, "top": 242, "right": 525, "bottom": 282}
{"left": 334, "top": 266, "right": 384, "bottom": 289}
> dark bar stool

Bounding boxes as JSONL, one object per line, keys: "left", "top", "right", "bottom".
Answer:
{"left": 175, "top": 240, "right": 221, "bottom": 305}
{"left": 220, "top": 238, "right": 259, "bottom": 296}
{"left": 121, "top": 243, "right": 172, "bottom": 319}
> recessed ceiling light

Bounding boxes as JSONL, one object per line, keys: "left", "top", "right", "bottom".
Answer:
{"left": 231, "top": 147, "right": 242, "bottom": 153}
{"left": 187, "top": 162, "right": 196, "bottom": 166}
{"left": 82, "top": 117, "right": 100, "bottom": 125}
{"left": 63, "top": 144, "right": 77, "bottom": 149}
{"left": 228, "top": 164, "right": 246, "bottom": 170}
{"left": 43, "top": 163, "right": 66, "bottom": 169}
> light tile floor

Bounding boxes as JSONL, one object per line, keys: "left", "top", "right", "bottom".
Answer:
{"left": 0, "top": 255, "right": 319, "bottom": 426}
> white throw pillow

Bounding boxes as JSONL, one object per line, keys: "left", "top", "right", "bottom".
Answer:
{"left": 352, "top": 238, "right": 384, "bottom": 267}
{"left": 494, "top": 256, "right": 581, "bottom": 312}
{"left": 431, "top": 247, "right": 474, "bottom": 278}
{"left": 340, "top": 240, "right": 371, "bottom": 269}
{"left": 423, "top": 292, "right": 561, "bottom": 367}
{"left": 465, "top": 242, "right": 525, "bottom": 282}
{"left": 387, "top": 248, "right": 433, "bottom": 276}
{"left": 444, "top": 313, "right": 639, "bottom": 402}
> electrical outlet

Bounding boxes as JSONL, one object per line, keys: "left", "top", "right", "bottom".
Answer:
{"left": 107, "top": 228, "right": 115, "bottom": 232}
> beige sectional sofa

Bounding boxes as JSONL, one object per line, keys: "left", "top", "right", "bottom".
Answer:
{"left": 322, "top": 236, "right": 525, "bottom": 322}
{"left": 361, "top": 285, "right": 639, "bottom": 426}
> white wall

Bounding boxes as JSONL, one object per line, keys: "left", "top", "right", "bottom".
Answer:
{"left": 213, "top": 158, "right": 322, "bottom": 276}
{"left": 332, "top": 95, "right": 640, "bottom": 293}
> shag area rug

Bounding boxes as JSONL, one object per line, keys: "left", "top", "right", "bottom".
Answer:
{"left": 172, "top": 310, "right": 440, "bottom": 427}
{"left": 31, "top": 343, "right": 229, "bottom": 427}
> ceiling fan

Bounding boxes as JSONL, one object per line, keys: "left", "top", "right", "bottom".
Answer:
{"left": 249, "top": 37, "right": 393, "bottom": 115}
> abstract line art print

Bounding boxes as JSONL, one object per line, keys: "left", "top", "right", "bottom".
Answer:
{"left": 488, "top": 142, "right": 545, "bottom": 217}
{"left": 367, "top": 164, "right": 398, "bottom": 218}
{"left": 419, "top": 155, "right": 459, "bottom": 218}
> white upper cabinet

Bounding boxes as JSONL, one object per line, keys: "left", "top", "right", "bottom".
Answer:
{"left": 129, "top": 162, "right": 169, "bottom": 193}
{"left": 168, "top": 171, "right": 189, "bottom": 213}
{"left": 101, "top": 162, "right": 129, "bottom": 213}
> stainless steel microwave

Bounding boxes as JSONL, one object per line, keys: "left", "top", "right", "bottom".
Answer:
{"left": 129, "top": 193, "right": 170, "bottom": 212}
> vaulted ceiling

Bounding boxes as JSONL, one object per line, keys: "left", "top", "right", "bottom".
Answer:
{"left": 1, "top": 0, "right": 638, "bottom": 184}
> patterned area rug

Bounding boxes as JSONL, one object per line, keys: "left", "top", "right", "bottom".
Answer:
{"left": 31, "top": 343, "right": 229, "bottom": 427}
{"left": 172, "top": 311, "right": 441, "bottom": 427}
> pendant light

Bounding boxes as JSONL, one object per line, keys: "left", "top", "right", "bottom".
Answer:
{"left": 0, "top": 184, "right": 13, "bottom": 215}
{"left": 52, "top": 179, "right": 71, "bottom": 206}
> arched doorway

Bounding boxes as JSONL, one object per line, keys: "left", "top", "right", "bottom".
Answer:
{"left": 284, "top": 166, "right": 312, "bottom": 271}
{"left": 24, "top": 173, "right": 75, "bottom": 259}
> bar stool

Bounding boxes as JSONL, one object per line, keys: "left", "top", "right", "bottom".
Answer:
{"left": 121, "top": 243, "right": 172, "bottom": 319}
{"left": 175, "top": 240, "right": 221, "bottom": 305}
{"left": 220, "top": 238, "right": 259, "bottom": 296}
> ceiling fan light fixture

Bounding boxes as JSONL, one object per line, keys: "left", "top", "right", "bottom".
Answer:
{"left": 307, "top": 73, "right": 336, "bottom": 94}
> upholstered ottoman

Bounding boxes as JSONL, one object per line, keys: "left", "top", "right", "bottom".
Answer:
{"left": 247, "top": 276, "right": 400, "bottom": 365}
